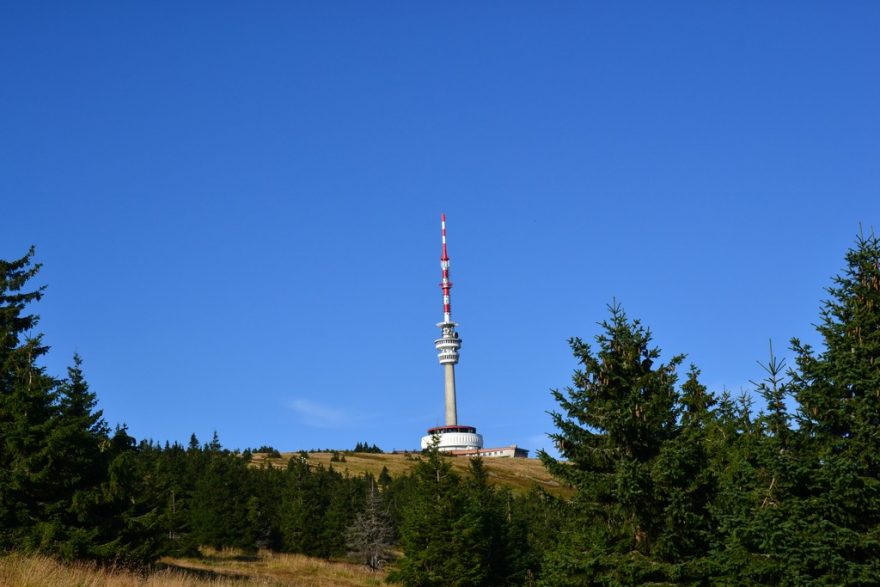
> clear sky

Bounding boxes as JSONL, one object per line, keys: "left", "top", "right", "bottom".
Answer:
{"left": 2, "top": 2, "right": 878, "bottom": 455}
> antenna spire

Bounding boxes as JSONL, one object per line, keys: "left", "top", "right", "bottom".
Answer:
{"left": 440, "top": 213, "right": 453, "bottom": 323}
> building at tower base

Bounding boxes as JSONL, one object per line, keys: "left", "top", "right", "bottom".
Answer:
{"left": 448, "top": 445, "right": 530, "bottom": 458}
{"left": 420, "top": 425, "right": 483, "bottom": 451}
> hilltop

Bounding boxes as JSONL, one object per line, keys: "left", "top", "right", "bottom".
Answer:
{"left": 249, "top": 451, "right": 569, "bottom": 496}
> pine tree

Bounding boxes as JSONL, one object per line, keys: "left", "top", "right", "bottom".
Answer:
{"left": 55, "top": 355, "right": 110, "bottom": 466}
{"left": 318, "top": 468, "right": 362, "bottom": 556}
{"left": 388, "top": 441, "right": 470, "bottom": 586}
{"left": 188, "top": 434, "right": 258, "bottom": 551}
{"left": 280, "top": 458, "right": 327, "bottom": 556}
{"left": 461, "top": 457, "right": 515, "bottom": 584}
{"left": 650, "top": 366, "right": 716, "bottom": 576}
{"left": 539, "top": 303, "right": 714, "bottom": 584}
{"left": 705, "top": 348, "right": 799, "bottom": 583}
{"left": 150, "top": 441, "right": 193, "bottom": 554}
{"left": 793, "top": 231, "right": 880, "bottom": 456}
{"left": 0, "top": 248, "right": 59, "bottom": 550}
{"left": 785, "top": 230, "right": 880, "bottom": 583}
{"left": 93, "top": 430, "right": 165, "bottom": 567}
{"left": 37, "top": 354, "right": 112, "bottom": 559}
{"left": 0, "top": 249, "right": 165, "bottom": 566}
{"left": 505, "top": 487, "right": 565, "bottom": 584}
{"left": 247, "top": 464, "right": 285, "bottom": 551}
{"left": 389, "top": 442, "right": 517, "bottom": 586}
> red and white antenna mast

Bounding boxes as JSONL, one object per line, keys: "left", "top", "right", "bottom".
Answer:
{"left": 440, "top": 213, "right": 453, "bottom": 323}
{"left": 435, "top": 213, "right": 462, "bottom": 425}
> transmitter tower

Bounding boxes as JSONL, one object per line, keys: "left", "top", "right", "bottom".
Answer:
{"left": 421, "top": 214, "right": 483, "bottom": 451}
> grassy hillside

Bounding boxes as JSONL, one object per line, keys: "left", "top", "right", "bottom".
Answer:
{"left": 250, "top": 451, "right": 569, "bottom": 496}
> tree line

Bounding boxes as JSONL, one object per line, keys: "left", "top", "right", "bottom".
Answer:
{"left": 537, "top": 231, "right": 880, "bottom": 585}
{"left": 2, "top": 232, "right": 880, "bottom": 585}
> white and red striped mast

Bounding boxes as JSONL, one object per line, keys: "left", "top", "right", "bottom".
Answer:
{"left": 440, "top": 214, "right": 453, "bottom": 323}
{"left": 435, "top": 213, "right": 462, "bottom": 426}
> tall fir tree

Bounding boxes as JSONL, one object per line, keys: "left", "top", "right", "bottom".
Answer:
{"left": 389, "top": 441, "right": 503, "bottom": 586}
{"left": 189, "top": 442, "right": 257, "bottom": 551}
{"left": 35, "top": 354, "right": 113, "bottom": 559}
{"left": 461, "top": 457, "right": 521, "bottom": 584}
{"left": 650, "top": 366, "right": 716, "bottom": 575}
{"left": 707, "top": 346, "right": 808, "bottom": 583}
{"left": 0, "top": 248, "right": 59, "bottom": 550}
{"left": 540, "top": 304, "right": 714, "bottom": 584}
{"left": 786, "top": 230, "right": 880, "bottom": 583}
{"left": 88, "top": 426, "right": 165, "bottom": 567}
{"left": 280, "top": 458, "right": 329, "bottom": 556}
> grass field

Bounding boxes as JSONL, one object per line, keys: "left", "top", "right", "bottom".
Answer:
{"left": 250, "top": 451, "right": 568, "bottom": 496}
{"left": 0, "top": 549, "right": 387, "bottom": 587}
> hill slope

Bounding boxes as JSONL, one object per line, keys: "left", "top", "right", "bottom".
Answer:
{"left": 250, "top": 451, "right": 568, "bottom": 496}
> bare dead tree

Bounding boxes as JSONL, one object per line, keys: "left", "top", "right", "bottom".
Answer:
{"left": 345, "top": 481, "right": 394, "bottom": 571}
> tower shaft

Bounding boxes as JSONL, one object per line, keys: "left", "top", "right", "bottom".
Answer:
{"left": 444, "top": 363, "right": 457, "bottom": 425}
{"left": 434, "top": 213, "right": 462, "bottom": 426}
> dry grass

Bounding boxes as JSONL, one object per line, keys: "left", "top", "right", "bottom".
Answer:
{"left": 250, "top": 451, "right": 569, "bottom": 496}
{"left": 0, "top": 552, "right": 264, "bottom": 587}
{"left": 162, "top": 547, "right": 386, "bottom": 587}
{"left": 0, "top": 550, "right": 386, "bottom": 587}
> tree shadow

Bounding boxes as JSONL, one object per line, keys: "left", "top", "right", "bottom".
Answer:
{"left": 155, "top": 561, "right": 254, "bottom": 582}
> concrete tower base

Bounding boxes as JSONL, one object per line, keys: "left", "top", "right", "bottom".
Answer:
{"left": 421, "top": 425, "right": 484, "bottom": 451}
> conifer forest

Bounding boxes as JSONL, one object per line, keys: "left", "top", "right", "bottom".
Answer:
{"left": 3, "top": 232, "right": 880, "bottom": 586}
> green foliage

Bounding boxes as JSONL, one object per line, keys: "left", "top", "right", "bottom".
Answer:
{"left": 784, "top": 230, "right": 880, "bottom": 583}
{"left": 0, "top": 248, "right": 56, "bottom": 549}
{"left": 188, "top": 436, "right": 257, "bottom": 550}
{"left": 540, "top": 304, "right": 715, "bottom": 584}
{"left": 793, "top": 230, "right": 880, "bottom": 453}
{"left": 389, "top": 442, "right": 524, "bottom": 586}
{"left": 35, "top": 355, "right": 115, "bottom": 560}
{"left": 278, "top": 457, "right": 368, "bottom": 558}
{"left": 353, "top": 441, "right": 383, "bottom": 453}
{"left": 388, "top": 444, "right": 473, "bottom": 586}
{"left": 0, "top": 251, "right": 130, "bottom": 563}
{"left": 91, "top": 430, "right": 165, "bottom": 567}
{"left": 538, "top": 232, "right": 880, "bottom": 585}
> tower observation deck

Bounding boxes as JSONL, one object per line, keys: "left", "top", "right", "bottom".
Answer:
{"left": 421, "top": 214, "right": 483, "bottom": 452}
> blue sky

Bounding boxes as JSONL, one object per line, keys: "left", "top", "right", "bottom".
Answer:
{"left": 2, "top": 2, "right": 878, "bottom": 455}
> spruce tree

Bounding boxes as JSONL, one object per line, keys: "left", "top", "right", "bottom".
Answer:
{"left": 707, "top": 348, "right": 804, "bottom": 583}
{"left": 461, "top": 457, "right": 516, "bottom": 584}
{"left": 388, "top": 441, "right": 471, "bottom": 586}
{"left": 786, "top": 230, "right": 880, "bottom": 583}
{"left": 327, "top": 472, "right": 368, "bottom": 556}
{"left": 539, "top": 304, "right": 714, "bottom": 584}
{"left": 189, "top": 452, "right": 255, "bottom": 550}
{"left": 94, "top": 434, "right": 164, "bottom": 567}
{"left": 280, "top": 458, "right": 327, "bottom": 556}
{"left": 650, "top": 366, "right": 716, "bottom": 575}
{"left": 38, "top": 354, "right": 112, "bottom": 559}
{"left": 54, "top": 355, "right": 110, "bottom": 472}
{"left": 0, "top": 248, "right": 58, "bottom": 550}
{"left": 390, "top": 442, "right": 517, "bottom": 586}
